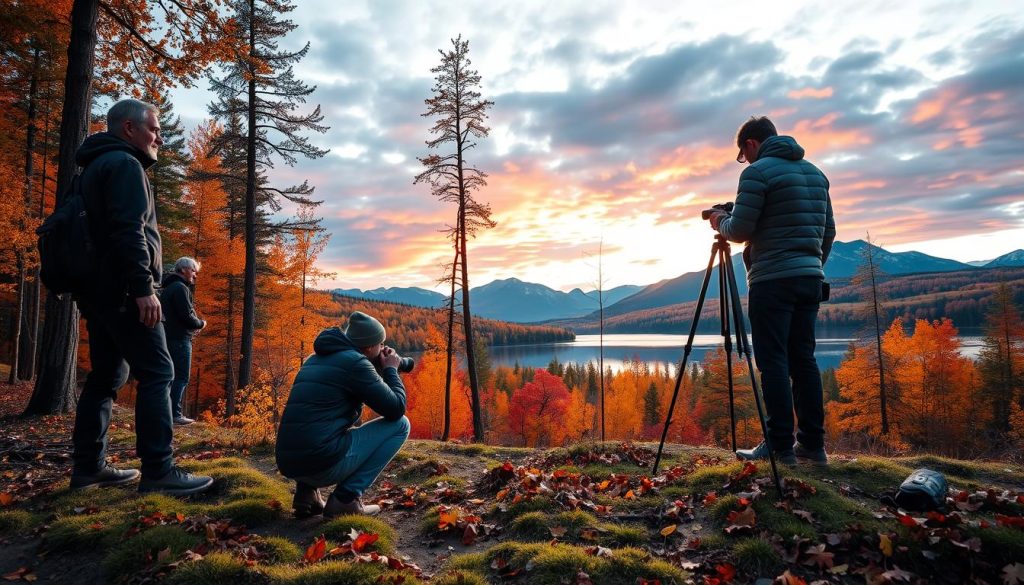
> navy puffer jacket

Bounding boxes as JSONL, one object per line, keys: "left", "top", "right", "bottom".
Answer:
{"left": 718, "top": 135, "right": 836, "bottom": 285}
{"left": 275, "top": 327, "right": 406, "bottom": 478}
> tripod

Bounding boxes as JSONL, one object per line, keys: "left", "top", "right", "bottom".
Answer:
{"left": 652, "top": 234, "right": 783, "bottom": 499}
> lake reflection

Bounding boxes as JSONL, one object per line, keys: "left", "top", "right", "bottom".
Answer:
{"left": 487, "top": 333, "right": 982, "bottom": 374}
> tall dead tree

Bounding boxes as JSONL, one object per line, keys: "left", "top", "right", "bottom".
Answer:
{"left": 852, "top": 233, "right": 889, "bottom": 435}
{"left": 415, "top": 35, "right": 495, "bottom": 441}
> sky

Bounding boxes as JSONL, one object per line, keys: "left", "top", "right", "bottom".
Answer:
{"left": 168, "top": 0, "right": 1024, "bottom": 293}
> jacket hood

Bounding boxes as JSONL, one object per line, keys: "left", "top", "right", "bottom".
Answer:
{"left": 313, "top": 327, "right": 360, "bottom": 355}
{"left": 757, "top": 135, "right": 805, "bottom": 161}
{"left": 76, "top": 132, "right": 157, "bottom": 169}
{"left": 161, "top": 272, "right": 190, "bottom": 289}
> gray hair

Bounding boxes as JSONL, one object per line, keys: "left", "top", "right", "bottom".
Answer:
{"left": 107, "top": 99, "right": 159, "bottom": 133}
{"left": 174, "top": 257, "right": 201, "bottom": 273}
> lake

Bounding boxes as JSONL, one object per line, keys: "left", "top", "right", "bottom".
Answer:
{"left": 487, "top": 332, "right": 986, "bottom": 374}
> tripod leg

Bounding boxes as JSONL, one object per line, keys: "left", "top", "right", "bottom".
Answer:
{"left": 653, "top": 242, "right": 718, "bottom": 475}
{"left": 723, "top": 249, "right": 784, "bottom": 499}
{"left": 720, "top": 250, "right": 737, "bottom": 452}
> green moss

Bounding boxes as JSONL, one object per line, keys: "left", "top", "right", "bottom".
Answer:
{"left": 0, "top": 510, "right": 34, "bottom": 534}
{"left": 733, "top": 536, "right": 781, "bottom": 575}
{"left": 419, "top": 475, "right": 468, "bottom": 491}
{"left": 322, "top": 515, "right": 397, "bottom": 554}
{"left": 45, "top": 512, "right": 123, "bottom": 552}
{"left": 490, "top": 495, "right": 554, "bottom": 519}
{"left": 973, "top": 526, "right": 1024, "bottom": 565}
{"left": 749, "top": 500, "right": 816, "bottom": 540}
{"left": 430, "top": 570, "right": 490, "bottom": 585}
{"left": 686, "top": 464, "right": 741, "bottom": 493}
{"left": 808, "top": 457, "right": 911, "bottom": 496}
{"left": 509, "top": 510, "right": 645, "bottom": 546}
{"left": 264, "top": 560, "right": 409, "bottom": 585}
{"left": 260, "top": 536, "right": 302, "bottom": 564}
{"left": 708, "top": 494, "right": 740, "bottom": 523}
{"left": 207, "top": 498, "right": 285, "bottom": 527}
{"left": 101, "top": 524, "right": 201, "bottom": 579}
{"left": 447, "top": 541, "right": 686, "bottom": 585}
{"left": 165, "top": 552, "right": 259, "bottom": 585}
{"left": 697, "top": 533, "right": 727, "bottom": 550}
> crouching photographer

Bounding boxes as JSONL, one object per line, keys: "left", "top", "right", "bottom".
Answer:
{"left": 275, "top": 311, "right": 412, "bottom": 517}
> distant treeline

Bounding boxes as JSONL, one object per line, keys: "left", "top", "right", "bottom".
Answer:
{"left": 322, "top": 293, "right": 575, "bottom": 352}
{"left": 547, "top": 266, "right": 1024, "bottom": 334}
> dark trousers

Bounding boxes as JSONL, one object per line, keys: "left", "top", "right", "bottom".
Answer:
{"left": 748, "top": 276, "right": 825, "bottom": 452}
{"left": 167, "top": 337, "right": 193, "bottom": 418}
{"left": 72, "top": 303, "right": 174, "bottom": 478}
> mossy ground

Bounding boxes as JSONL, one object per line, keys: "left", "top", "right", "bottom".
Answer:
{"left": 0, "top": 406, "right": 1021, "bottom": 584}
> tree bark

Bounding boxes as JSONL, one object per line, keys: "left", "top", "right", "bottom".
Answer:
{"left": 16, "top": 47, "right": 42, "bottom": 382}
{"left": 458, "top": 203, "right": 483, "bottom": 441}
{"left": 24, "top": 0, "right": 98, "bottom": 415}
{"left": 442, "top": 241, "right": 459, "bottom": 441}
{"left": 236, "top": 0, "right": 257, "bottom": 397}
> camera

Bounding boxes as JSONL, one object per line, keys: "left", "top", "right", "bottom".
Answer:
{"left": 701, "top": 201, "right": 734, "bottom": 220}
{"left": 372, "top": 348, "right": 415, "bottom": 373}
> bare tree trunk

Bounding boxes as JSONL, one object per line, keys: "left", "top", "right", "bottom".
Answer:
{"left": 441, "top": 241, "right": 459, "bottom": 441}
{"left": 16, "top": 47, "right": 42, "bottom": 382}
{"left": 865, "top": 240, "right": 889, "bottom": 435}
{"left": 9, "top": 257, "right": 25, "bottom": 385}
{"left": 236, "top": 0, "right": 258, "bottom": 396}
{"left": 225, "top": 276, "right": 238, "bottom": 416}
{"left": 25, "top": 0, "right": 98, "bottom": 415}
{"left": 458, "top": 205, "right": 483, "bottom": 441}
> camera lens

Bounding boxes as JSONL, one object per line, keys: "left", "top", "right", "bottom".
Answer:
{"left": 398, "top": 357, "right": 415, "bottom": 373}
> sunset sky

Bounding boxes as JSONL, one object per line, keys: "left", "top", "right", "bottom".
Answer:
{"left": 169, "top": 0, "right": 1024, "bottom": 293}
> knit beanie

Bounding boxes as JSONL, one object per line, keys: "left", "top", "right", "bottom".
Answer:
{"left": 344, "top": 311, "right": 386, "bottom": 347}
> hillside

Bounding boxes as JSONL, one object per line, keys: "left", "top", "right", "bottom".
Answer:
{"left": 0, "top": 388, "right": 1020, "bottom": 585}
{"left": 324, "top": 292, "right": 574, "bottom": 351}
{"left": 546, "top": 266, "right": 1024, "bottom": 333}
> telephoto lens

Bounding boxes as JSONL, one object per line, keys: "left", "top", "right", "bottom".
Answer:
{"left": 397, "top": 357, "right": 415, "bottom": 373}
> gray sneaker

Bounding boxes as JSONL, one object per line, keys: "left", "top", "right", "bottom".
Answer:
{"left": 70, "top": 464, "right": 140, "bottom": 490}
{"left": 736, "top": 441, "right": 797, "bottom": 465}
{"left": 323, "top": 494, "right": 380, "bottom": 517}
{"left": 138, "top": 466, "right": 214, "bottom": 496}
{"left": 794, "top": 442, "right": 828, "bottom": 466}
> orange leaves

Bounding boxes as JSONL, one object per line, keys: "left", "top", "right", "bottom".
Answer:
{"left": 1, "top": 567, "right": 37, "bottom": 582}
{"left": 303, "top": 535, "right": 327, "bottom": 563}
{"left": 433, "top": 505, "right": 491, "bottom": 545}
{"left": 0, "top": 493, "right": 14, "bottom": 507}
{"left": 659, "top": 524, "right": 677, "bottom": 537}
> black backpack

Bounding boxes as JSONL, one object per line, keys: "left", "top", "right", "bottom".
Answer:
{"left": 36, "top": 174, "right": 99, "bottom": 296}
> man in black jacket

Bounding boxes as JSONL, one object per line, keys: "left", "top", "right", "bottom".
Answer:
{"left": 276, "top": 311, "right": 411, "bottom": 517}
{"left": 69, "top": 99, "right": 213, "bottom": 495}
{"left": 160, "top": 257, "right": 207, "bottom": 426}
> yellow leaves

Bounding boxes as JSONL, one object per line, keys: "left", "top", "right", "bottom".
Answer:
{"left": 659, "top": 524, "right": 677, "bottom": 537}
{"left": 879, "top": 533, "right": 894, "bottom": 557}
{"left": 438, "top": 507, "right": 460, "bottom": 530}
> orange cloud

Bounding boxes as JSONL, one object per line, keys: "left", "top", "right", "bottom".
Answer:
{"left": 787, "top": 87, "right": 834, "bottom": 99}
{"left": 790, "top": 113, "right": 873, "bottom": 156}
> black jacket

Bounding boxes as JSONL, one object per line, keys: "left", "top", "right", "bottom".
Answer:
{"left": 275, "top": 327, "right": 407, "bottom": 478}
{"left": 160, "top": 273, "right": 204, "bottom": 341}
{"left": 76, "top": 132, "right": 161, "bottom": 305}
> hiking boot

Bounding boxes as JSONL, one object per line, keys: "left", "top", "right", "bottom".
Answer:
{"left": 736, "top": 441, "right": 797, "bottom": 465}
{"left": 794, "top": 442, "right": 828, "bottom": 466}
{"left": 323, "top": 494, "right": 380, "bottom": 518}
{"left": 138, "top": 466, "right": 214, "bottom": 496}
{"left": 173, "top": 416, "right": 195, "bottom": 426}
{"left": 292, "top": 482, "right": 326, "bottom": 519}
{"left": 70, "top": 464, "right": 140, "bottom": 490}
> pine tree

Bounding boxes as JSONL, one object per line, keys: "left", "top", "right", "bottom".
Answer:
{"left": 415, "top": 35, "right": 495, "bottom": 441}
{"left": 208, "top": 0, "right": 328, "bottom": 397}
{"left": 144, "top": 86, "right": 190, "bottom": 263}
{"left": 978, "top": 281, "right": 1024, "bottom": 437}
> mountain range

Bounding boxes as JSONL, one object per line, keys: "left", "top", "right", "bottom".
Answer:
{"left": 333, "top": 241, "right": 1024, "bottom": 324}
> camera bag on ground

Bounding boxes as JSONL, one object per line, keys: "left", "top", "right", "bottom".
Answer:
{"left": 880, "top": 468, "right": 948, "bottom": 512}
{"left": 36, "top": 174, "right": 98, "bottom": 296}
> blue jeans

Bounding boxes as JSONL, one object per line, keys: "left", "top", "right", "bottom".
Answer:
{"left": 748, "top": 276, "right": 825, "bottom": 452}
{"left": 73, "top": 302, "right": 175, "bottom": 478}
{"left": 167, "top": 337, "right": 193, "bottom": 418}
{"left": 296, "top": 416, "right": 411, "bottom": 499}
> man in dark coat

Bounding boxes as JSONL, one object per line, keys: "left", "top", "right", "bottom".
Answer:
{"left": 69, "top": 99, "right": 213, "bottom": 495}
{"left": 708, "top": 116, "right": 836, "bottom": 466}
{"left": 276, "top": 311, "right": 411, "bottom": 517}
{"left": 160, "top": 257, "right": 207, "bottom": 425}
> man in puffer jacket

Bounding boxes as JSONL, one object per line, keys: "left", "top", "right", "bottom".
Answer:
{"left": 276, "top": 311, "right": 411, "bottom": 517}
{"left": 707, "top": 116, "right": 836, "bottom": 466}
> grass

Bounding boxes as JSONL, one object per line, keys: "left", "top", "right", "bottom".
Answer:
{"left": 733, "top": 536, "right": 781, "bottom": 575}
{"left": 0, "top": 510, "right": 34, "bottom": 534}
{"left": 322, "top": 514, "right": 397, "bottom": 554}
{"left": 510, "top": 509, "right": 647, "bottom": 546}
{"left": 101, "top": 524, "right": 201, "bottom": 578}
{"left": 445, "top": 541, "right": 689, "bottom": 585}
